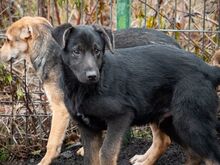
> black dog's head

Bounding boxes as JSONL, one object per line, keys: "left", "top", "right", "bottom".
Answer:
{"left": 52, "top": 23, "right": 114, "bottom": 84}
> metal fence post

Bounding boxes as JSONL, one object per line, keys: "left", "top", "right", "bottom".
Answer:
{"left": 116, "top": 0, "right": 130, "bottom": 29}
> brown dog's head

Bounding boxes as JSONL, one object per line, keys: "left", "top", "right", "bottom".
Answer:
{"left": 0, "top": 16, "right": 52, "bottom": 63}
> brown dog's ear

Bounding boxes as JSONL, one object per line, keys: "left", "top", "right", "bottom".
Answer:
{"left": 52, "top": 23, "right": 73, "bottom": 49}
{"left": 20, "top": 26, "right": 33, "bottom": 39}
{"left": 92, "top": 24, "right": 114, "bottom": 53}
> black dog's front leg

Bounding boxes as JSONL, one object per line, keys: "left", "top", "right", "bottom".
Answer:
{"left": 78, "top": 123, "right": 103, "bottom": 165}
{"left": 99, "top": 111, "right": 134, "bottom": 165}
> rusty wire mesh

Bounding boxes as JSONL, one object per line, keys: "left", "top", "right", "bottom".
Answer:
{"left": 0, "top": 0, "right": 219, "bottom": 159}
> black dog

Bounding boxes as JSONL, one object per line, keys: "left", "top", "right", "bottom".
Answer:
{"left": 52, "top": 24, "right": 220, "bottom": 165}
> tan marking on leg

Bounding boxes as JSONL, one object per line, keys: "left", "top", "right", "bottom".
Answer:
{"left": 79, "top": 125, "right": 102, "bottom": 165}
{"left": 99, "top": 139, "right": 121, "bottom": 165}
{"left": 130, "top": 123, "right": 171, "bottom": 165}
{"left": 99, "top": 113, "right": 133, "bottom": 165}
{"left": 90, "top": 134, "right": 103, "bottom": 165}
{"left": 38, "top": 82, "right": 70, "bottom": 165}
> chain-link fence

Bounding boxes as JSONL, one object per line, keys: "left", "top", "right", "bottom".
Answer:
{"left": 0, "top": 0, "right": 219, "bottom": 160}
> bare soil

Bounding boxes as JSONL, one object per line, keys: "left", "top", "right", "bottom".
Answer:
{"left": 2, "top": 135, "right": 220, "bottom": 165}
{"left": 24, "top": 138, "right": 186, "bottom": 165}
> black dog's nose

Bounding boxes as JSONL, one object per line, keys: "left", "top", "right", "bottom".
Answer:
{"left": 86, "top": 71, "right": 97, "bottom": 81}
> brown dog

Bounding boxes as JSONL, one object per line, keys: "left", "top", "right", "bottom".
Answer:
{"left": 0, "top": 17, "right": 182, "bottom": 165}
{"left": 0, "top": 16, "right": 70, "bottom": 165}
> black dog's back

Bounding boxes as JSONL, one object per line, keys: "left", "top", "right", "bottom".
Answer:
{"left": 114, "top": 28, "right": 181, "bottom": 49}
{"left": 100, "top": 45, "right": 216, "bottom": 118}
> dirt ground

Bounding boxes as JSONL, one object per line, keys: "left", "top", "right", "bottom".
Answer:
{"left": 31, "top": 135, "right": 220, "bottom": 165}
{"left": 2, "top": 135, "right": 220, "bottom": 165}
{"left": 24, "top": 138, "right": 186, "bottom": 165}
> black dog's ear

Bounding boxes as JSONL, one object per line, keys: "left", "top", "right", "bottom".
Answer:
{"left": 92, "top": 24, "right": 114, "bottom": 53}
{"left": 52, "top": 23, "right": 73, "bottom": 49}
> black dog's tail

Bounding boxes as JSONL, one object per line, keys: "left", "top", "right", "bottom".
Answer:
{"left": 171, "top": 81, "right": 220, "bottom": 163}
{"left": 172, "top": 111, "right": 220, "bottom": 163}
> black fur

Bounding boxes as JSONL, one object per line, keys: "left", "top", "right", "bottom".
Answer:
{"left": 114, "top": 28, "right": 181, "bottom": 49}
{"left": 53, "top": 25, "right": 220, "bottom": 164}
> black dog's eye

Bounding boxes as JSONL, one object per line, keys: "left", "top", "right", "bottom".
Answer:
{"left": 94, "top": 48, "right": 100, "bottom": 55}
{"left": 73, "top": 48, "right": 80, "bottom": 55}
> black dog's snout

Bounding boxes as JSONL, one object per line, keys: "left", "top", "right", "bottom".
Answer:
{"left": 86, "top": 70, "right": 97, "bottom": 81}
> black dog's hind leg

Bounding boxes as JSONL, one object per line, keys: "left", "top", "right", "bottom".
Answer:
{"left": 78, "top": 123, "right": 103, "bottom": 165}
{"left": 99, "top": 111, "right": 134, "bottom": 165}
{"left": 130, "top": 123, "right": 171, "bottom": 165}
{"left": 172, "top": 79, "right": 220, "bottom": 164}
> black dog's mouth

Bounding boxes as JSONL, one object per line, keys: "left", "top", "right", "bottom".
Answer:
{"left": 86, "top": 79, "right": 99, "bottom": 84}
{"left": 80, "top": 77, "right": 99, "bottom": 84}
